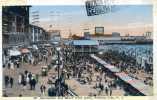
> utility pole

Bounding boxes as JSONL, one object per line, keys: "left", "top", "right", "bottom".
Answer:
{"left": 56, "top": 47, "right": 61, "bottom": 96}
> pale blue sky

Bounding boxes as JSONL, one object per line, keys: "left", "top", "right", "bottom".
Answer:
{"left": 30, "top": 5, "right": 153, "bottom": 37}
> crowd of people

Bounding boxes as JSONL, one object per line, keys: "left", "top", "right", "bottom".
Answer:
{"left": 97, "top": 50, "right": 153, "bottom": 86}
{"left": 18, "top": 70, "right": 38, "bottom": 91}
{"left": 3, "top": 44, "right": 54, "bottom": 96}
{"left": 4, "top": 43, "right": 152, "bottom": 96}
{"left": 63, "top": 53, "right": 119, "bottom": 96}
{"left": 4, "top": 75, "right": 14, "bottom": 88}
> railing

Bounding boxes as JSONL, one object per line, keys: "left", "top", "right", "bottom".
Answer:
{"left": 3, "top": 32, "right": 26, "bottom": 35}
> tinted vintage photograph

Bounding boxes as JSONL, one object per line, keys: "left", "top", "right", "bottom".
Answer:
{"left": 2, "top": 0, "right": 153, "bottom": 97}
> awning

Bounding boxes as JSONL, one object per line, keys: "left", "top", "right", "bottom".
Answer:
{"left": 91, "top": 54, "right": 120, "bottom": 72}
{"left": 90, "top": 54, "right": 152, "bottom": 95}
{"left": 115, "top": 72, "right": 133, "bottom": 82}
{"left": 115, "top": 72, "right": 153, "bottom": 95}
{"left": 20, "top": 48, "right": 30, "bottom": 54}
{"left": 9, "top": 50, "right": 21, "bottom": 56}
{"left": 105, "top": 64, "right": 120, "bottom": 72}
{"left": 72, "top": 40, "right": 99, "bottom": 46}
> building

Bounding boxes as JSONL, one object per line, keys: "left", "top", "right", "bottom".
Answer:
{"left": 112, "top": 32, "right": 120, "bottom": 37}
{"left": 2, "top": 6, "right": 30, "bottom": 48}
{"left": 47, "top": 30, "right": 61, "bottom": 45}
{"left": 64, "top": 40, "right": 99, "bottom": 54}
{"left": 95, "top": 27, "right": 104, "bottom": 35}
{"left": 89, "top": 33, "right": 121, "bottom": 45}
{"left": 29, "top": 24, "right": 48, "bottom": 43}
{"left": 84, "top": 32, "right": 90, "bottom": 39}
{"left": 144, "top": 31, "right": 153, "bottom": 40}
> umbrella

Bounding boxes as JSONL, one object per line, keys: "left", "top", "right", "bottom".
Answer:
{"left": 20, "top": 48, "right": 30, "bottom": 54}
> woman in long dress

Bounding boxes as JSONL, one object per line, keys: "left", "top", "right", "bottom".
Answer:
{"left": 18, "top": 74, "right": 22, "bottom": 84}
{"left": 26, "top": 75, "right": 30, "bottom": 84}
{"left": 10, "top": 62, "right": 14, "bottom": 70}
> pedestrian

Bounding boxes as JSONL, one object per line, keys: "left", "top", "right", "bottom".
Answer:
{"left": 48, "top": 85, "right": 56, "bottom": 96}
{"left": 21, "top": 74, "right": 25, "bottom": 83}
{"left": 31, "top": 57, "right": 34, "bottom": 65}
{"left": 26, "top": 76, "right": 30, "bottom": 84}
{"left": 29, "top": 78, "right": 33, "bottom": 90}
{"left": 43, "top": 85, "right": 46, "bottom": 94}
{"left": 45, "top": 57, "right": 48, "bottom": 63}
{"left": 22, "top": 79, "right": 27, "bottom": 90}
{"left": 35, "top": 74, "right": 39, "bottom": 82}
{"left": 4, "top": 75, "right": 9, "bottom": 88}
{"left": 28, "top": 72, "right": 32, "bottom": 80}
{"left": 10, "top": 62, "right": 14, "bottom": 69}
{"left": 40, "top": 85, "right": 44, "bottom": 95}
{"left": 8, "top": 62, "right": 10, "bottom": 69}
{"left": 18, "top": 74, "right": 22, "bottom": 84}
{"left": 40, "top": 84, "right": 46, "bottom": 95}
{"left": 104, "top": 84, "right": 108, "bottom": 96}
{"left": 17, "top": 61, "right": 20, "bottom": 68}
{"left": 19, "top": 94, "right": 22, "bottom": 97}
{"left": 109, "top": 87, "right": 112, "bottom": 96}
{"left": 3, "top": 64, "right": 5, "bottom": 68}
{"left": 24, "top": 70, "right": 28, "bottom": 76}
{"left": 10, "top": 77, "right": 14, "bottom": 88}
{"left": 32, "top": 78, "right": 36, "bottom": 90}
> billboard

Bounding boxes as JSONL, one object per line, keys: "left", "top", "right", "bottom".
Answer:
{"left": 95, "top": 27, "right": 104, "bottom": 34}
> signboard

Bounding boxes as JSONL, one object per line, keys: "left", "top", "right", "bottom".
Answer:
{"left": 85, "top": 0, "right": 113, "bottom": 16}
{"left": 95, "top": 27, "right": 104, "bottom": 34}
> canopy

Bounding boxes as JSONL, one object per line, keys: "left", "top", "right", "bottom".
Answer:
{"left": 90, "top": 54, "right": 107, "bottom": 65}
{"left": 115, "top": 72, "right": 152, "bottom": 95}
{"left": 72, "top": 40, "right": 99, "bottom": 46}
{"left": 91, "top": 54, "right": 120, "bottom": 72}
{"left": 90, "top": 54, "right": 152, "bottom": 95}
{"left": 20, "top": 48, "right": 30, "bottom": 54}
{"left": 9, "top": 50, "right": 21, "bottom": 56}
{"left": 115, "top": 72, "right": 133, "bottom": 83}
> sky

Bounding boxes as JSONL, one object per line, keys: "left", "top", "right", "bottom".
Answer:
{"left": 30, "top": 5, "right": 153, "bottom": 38}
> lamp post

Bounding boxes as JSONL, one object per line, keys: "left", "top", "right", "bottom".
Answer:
{"left": 56, "top": 47, "right": 61, "bottom": 96}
